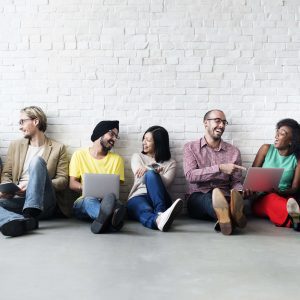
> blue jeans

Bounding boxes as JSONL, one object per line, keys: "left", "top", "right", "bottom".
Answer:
{"left": 187, "top": 192, "right": 217, "bottom": 221}
{"left": 72, "top": 193, "right": 116, "bottom": 221}
{"left": 0, "top": 156, "right": 57, "bottom": 227}
{"left": 127, "top": 170, "right": 172, "bottom": 229}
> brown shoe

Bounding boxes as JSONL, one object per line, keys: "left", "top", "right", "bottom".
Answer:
{"left": 230, "top": 189, "right": 247, "bottom": 228}
{"left": 212, "top": 188, "right": 232, "bottom": 235}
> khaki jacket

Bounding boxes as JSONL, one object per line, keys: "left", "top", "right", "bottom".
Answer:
{"left": 1, "top": 136, "right": 72, "bottom": 217}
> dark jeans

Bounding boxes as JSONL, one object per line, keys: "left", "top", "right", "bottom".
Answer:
{"left": 187, "top": 192, "right": 217, "bottom": 221}
{"left": 127, "top": 170, "right": 172, "bottom": 229}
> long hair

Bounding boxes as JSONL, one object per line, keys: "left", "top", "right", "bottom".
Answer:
{"left": 142, "top": 126, "right": 171, "bottom": 162}
{"left": 276, "top": 118, "right": 300, "bottom": 160}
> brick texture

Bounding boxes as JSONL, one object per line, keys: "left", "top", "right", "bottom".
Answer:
{"left": 0, "top": 0, "right": 299, "bottom": 201}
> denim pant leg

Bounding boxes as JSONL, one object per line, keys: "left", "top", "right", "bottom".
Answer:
{"left": 144, "top": 170, "right": 172, "bottom": 214}
{"left": 73, "top": 197, "right": 101, "bottom": 221}
{"left": 24, "top": 156, "right": 57, "bottom": 219}
{"left": 0, "top": 206, "right": 25, "bottom": 227}
{"left": 187, "top": 192, "right": 217, "bottom": 221}
{"left": 127, "top": 195, "right": 158, "bottom": 229}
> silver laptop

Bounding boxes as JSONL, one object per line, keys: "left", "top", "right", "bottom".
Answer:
{"left": 243, "top": 167, "right": 284, "bottom": 192}
{"left": 82, "top": 173, "right": 120, "bottom": 199}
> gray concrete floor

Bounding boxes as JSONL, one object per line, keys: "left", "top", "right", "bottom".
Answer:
{"left": 0, "top": 217, "right": 299, "bottom": 300}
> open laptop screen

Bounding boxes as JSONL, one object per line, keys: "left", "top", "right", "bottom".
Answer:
{"left": 243, "top": 167, "right": 284, "bottom": 192}
{"left": 82, "top": 173, "right": 120, "bottom": 199}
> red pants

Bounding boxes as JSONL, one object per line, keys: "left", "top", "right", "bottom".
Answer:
{"left": 252, "top": 193, "right": 291, "bottom": 227}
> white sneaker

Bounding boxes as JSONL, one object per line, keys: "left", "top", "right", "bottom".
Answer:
{"left": 156, "top": 198, "right": 183, "bottom": 232}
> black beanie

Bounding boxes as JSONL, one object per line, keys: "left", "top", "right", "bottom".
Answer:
{"left": 91, "top": 120, "right": 119, "bottom": 142}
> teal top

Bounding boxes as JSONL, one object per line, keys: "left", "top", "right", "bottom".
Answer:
{"left": 262, "top": 144, "right": 297, "bottom": 191}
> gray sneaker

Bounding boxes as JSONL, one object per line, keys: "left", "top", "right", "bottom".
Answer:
{"left": 91, "top": 196, "right": 115, "bottom": 234}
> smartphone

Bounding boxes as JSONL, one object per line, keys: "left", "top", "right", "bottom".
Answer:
{"left": 146, "top": 163, "right": 161, "bottom": 171}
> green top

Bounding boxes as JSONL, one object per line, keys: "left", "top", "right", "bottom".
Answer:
{"left": 262, "top": 144, "right": 297, "bottom": 191}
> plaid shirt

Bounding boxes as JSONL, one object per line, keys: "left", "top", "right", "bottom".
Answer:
{"left": 183, "top": 137, "right": 243, "bottom": 197}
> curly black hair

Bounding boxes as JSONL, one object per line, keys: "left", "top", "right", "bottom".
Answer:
{"left": 276, "top": 118, "right": 300, "bottom": 160}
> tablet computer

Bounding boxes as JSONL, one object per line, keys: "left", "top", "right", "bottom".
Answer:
{"left": 243, "top": 167, "right": 284, "bottom": 192}
{"left": 0, "top": 182, "right": 21, "bottom": 193}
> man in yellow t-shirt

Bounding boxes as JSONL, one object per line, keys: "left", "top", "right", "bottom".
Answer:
{"left": 69, "top": 120, "right": 125, "bottom": 234}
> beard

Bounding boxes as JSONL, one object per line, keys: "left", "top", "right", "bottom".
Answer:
{"left": 100, "top": 137, "right": 113, "bottom": 152}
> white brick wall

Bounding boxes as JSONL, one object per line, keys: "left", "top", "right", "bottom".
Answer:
{"left": 0, "top": 0, "right": 299, "bottom": 201}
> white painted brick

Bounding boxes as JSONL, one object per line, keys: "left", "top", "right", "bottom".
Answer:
{"left": 0, "top": 0, "right": 299, "bottom": 198}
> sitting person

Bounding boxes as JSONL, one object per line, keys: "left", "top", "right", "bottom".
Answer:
{"left": 127, "top": 126, "right": 183, "bottom": 232}
{"left": 251, "top": 118, "right": 300, "bottom": 231}
{"left": 69, "top": 120, "right": 126, "bottom": 234}
{"left": 183, "top": 109, "right": 247, "bottom": 235}
{"left": 0, "top": 106, "right": 69, "bottom": 237}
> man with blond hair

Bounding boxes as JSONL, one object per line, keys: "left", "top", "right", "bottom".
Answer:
{"left": 0, "top": 106, "right": 69, "bottom": 237}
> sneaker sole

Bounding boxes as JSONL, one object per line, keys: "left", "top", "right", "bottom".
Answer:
{"left": 111, "top": 205, "right": 126, "bottom": 229}
{"left": 91, "top": 198, "right": 115, "bottom": 234}
{"left": 161, "top": 199, "right": 183, "bottom": 232}
{"left": 287, "top": 198, "right": 300, "bottom": 230}
{"left": 230, "top": 189, "right": 247, "bottom": 228}
{"left": 1, "top": 219, "right": 26, "bottom": 237}
{"left": 212, "top": 188, "right": 232, "bottom": 235}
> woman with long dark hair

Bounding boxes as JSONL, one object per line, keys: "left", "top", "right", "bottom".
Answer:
{"left": 127, "top": 126, "right": 183, "bottom": 231}
{"left": 251, "top": 118, "right": 300, "bottom": 231}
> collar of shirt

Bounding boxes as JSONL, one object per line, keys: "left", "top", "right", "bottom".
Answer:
{"left": 200, "top": 137, "right": 227, "bottom": 151}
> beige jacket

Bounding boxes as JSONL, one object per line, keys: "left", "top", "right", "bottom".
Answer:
{"left": 1, "top": 137, "right": 71, "bottom": 217}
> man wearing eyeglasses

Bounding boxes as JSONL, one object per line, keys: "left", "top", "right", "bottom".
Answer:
{"left": 183, "top": 109, "right": 247, "bottom": 235}
{"left": 69, "top": 120, "right": 126, "bottom": 234}
{"left": 0, "top": 106, "right": 68, "bottom": 237}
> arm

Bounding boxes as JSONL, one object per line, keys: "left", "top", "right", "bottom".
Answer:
{"left": 160, "top": 160, "right": 176, "bottom": 187}
{"left": 69, "top": 176, "right": 82, "bottom": 194}
{"left": 117, "top": 156, "right": 125, "bottom": 183}
{"left": 183, "top": 143, "right": 219, "bottom": 184}
{"left": 277, "top": 162, "right": 300, "bottom": 197}
{"left": 131, "top": 153, "right": 148, "bottom": 178}
{"left": 1, "top": 142, "right": 14, "bottom": 184}
{"left": 51, "top": 145, "right": 68, "bottom": 191}
{"left": 0, "top": 143, "right": 14, "bottom": 198}
{"left": 252, "top": 144, "right": 270, "bottom": 167}
{"left": 230, "top": 150, "right": 244, "bottom": 191}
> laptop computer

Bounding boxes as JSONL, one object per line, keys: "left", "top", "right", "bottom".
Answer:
{"left": 243, "top": 167, "right": 284, "bottom": 192}
{"left": 82, "top": 173, "right": 120, "bottom": 199}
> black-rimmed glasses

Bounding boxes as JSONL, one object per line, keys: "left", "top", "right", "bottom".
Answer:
{"left": 206, "top": 118, "right": 229, "bottom": 126}
{"left": 108, "top": 130, "right": 120, "bottom": 140}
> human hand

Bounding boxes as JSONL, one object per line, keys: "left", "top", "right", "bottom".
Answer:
{"left": 155, "top": 166, "right": 164, "bottom": 174}
{"left": 15, "top": 183, "right": 27, "bottom": 196}
{"left": 219, "top": 164, "right": 246, "bottom": 175}
{"left": 242, "top": 189, "right": 254, "bottom": 198}
{"left": 135, "top": 167, "right": 148, "bottom": 178}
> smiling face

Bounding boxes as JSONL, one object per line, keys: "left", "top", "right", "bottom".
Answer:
{"left": 19, "top": 112, "right": 39, "bottom": 139}
{"left": 274, "top": 125, "right": 292, "bottom": 150}
{"left": 204, "top": 110, "right": 227, "bottom": 141}
{"left": 99, "top": 128, "right": 119, "bottom": 151}
{"left": 142, "top": 132, "right": 155, "bottom": 157}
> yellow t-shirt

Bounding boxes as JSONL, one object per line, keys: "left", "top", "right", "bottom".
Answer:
{"left": 69, "top": 148, "right": 125, "bottom": 183}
